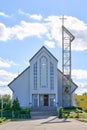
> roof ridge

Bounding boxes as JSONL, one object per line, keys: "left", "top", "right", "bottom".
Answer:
{"left": 29, "top": 46, "right": 58, "bottom": 62}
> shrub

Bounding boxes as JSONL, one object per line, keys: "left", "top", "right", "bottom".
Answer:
{"left": 18, "top": 108, "right": 31, "bottom": 119}
{"left": 58, "top": 107, "right": 63, "bottom": 118}
{"left": 64, "top": 106, "right": 77, "bottom": 110}
{"left": 77, "top": 107, "right": 83, "bottom": 110}
{"left": 19, "top": 108, "right": 30, "bottom": 114}
{"left": 12, "top": 98, "right": 21, "bottom": 111}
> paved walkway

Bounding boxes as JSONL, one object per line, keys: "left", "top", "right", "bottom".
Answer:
{"left": 0, "top": 116, "right": 87, "bottom": 130}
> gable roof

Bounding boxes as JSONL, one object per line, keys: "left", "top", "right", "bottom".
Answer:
{"left": 8, "top": 46, "right": 78, "bottom": 93}
{"left": 8, "top": 66, "right": 30, "bottom": 86}
{"left": 29, "top": 46, "right": 58, "bottom": 62}
{"left": 8, "top": 46, "right": 58, "bottom": 87}
{"left": 58, "top": 69, "right": 78, "bottom": 93}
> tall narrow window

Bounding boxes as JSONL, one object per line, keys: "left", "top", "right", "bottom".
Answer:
{"left": 34, "top": 62, "right": 37, "bottom": 89}
{"left": 40, "top": 56, "right": 48, "bottom": 88}
{"left": 50, "top": 62, "right": 54, "bottom": 90}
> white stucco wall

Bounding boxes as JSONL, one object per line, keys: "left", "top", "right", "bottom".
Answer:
{"left": 29, "top": 47, "right": 58, "bottom": 106}
{"left": 8, "top": 47, "right": 77, "bottom": 108}
{"left": 9, "top": 67, "right": 30, "bottom": 108}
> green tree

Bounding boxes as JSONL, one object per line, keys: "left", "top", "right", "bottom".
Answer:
{"left": 3, "top": 95, "right": 12, "bottom": 110}
{"left": 12, "top": 98, "right": 21, "bottom": 111}
{"left": 82, "top": 92, "right": 87, "bottom": 96}
{"left": 0, "top": 94, "right": 12, "bottom": 110}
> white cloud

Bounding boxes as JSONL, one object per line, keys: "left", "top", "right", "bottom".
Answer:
{"left": 18, "top": 9, "right": 25, "bottom": 15}
{"left": 0, "top": 12, "right": 9, "bottom": 18}
{"left": 0, "top": 58, "right": 10, "bottom": 68}
{"left": 0, "top": 58, "right": 20, "bottom": 87}
{"left": 18, "top": 9, "right": 42, "bottom": 20}
{"left": 0, "top": 86, "right": 12, "bottom": 96}
{"left": 45, "top": 16, "right": 62, "bottom": 44}
{"left": 30, "top": 14, "right": 43, "bottom": 20}
{"left": 75, "top": 82, "right": 87, "bottom": 95}
{"left": 0, "top": 57, "right": 20, "bottom": 68}
{"left": 0, "top": 70, "right": 17, "bottom": 81}
{"left": 44, "top": 40, "right": 56, "bottom": 48}
{"left": 45, "top": 15, "right": 87, "bottom": 51}
{"left": 0, "top": 15, "right": 87, "bottom": 51}
{"left": 0, "top": 81, "right": 9, "bottom": 86}
{"left": 0, "top": 21, "right": 48, "bottom": 41}
{"left": 0, "top": 58, "right": 18, "bottom": 86}
{"left": 64, "top": 16, "right": 87, "bottom": 51}
{"left": 0, "top": 23, "right": 11, "bottom": 41}
{"left": 72, "top": 69, "right": 87, "bottom": 79}
{"left": 72, "top": 69, "right": 87, "bottom": 94}
{"left": 11, "top": 21, "right": 47, "bottom": 40}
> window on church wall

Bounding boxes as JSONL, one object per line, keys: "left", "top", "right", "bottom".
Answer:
{"left": 50, "top": 94, "right": 55, "bottom": 106}
{"left": 50, "top": 62, "right": 54, "bottom": 90}
{"left": 50, "top": 77, "right": 54, "bottom": 90}
{"left": 50, "top": 98, "right": 54, "bottom": 106}
{"left": 33, "top": 95, "right": 38, "bottom": 107}
{"left": 50, "top": 62, "right": 54, "bottom": 75}
{"left": 40, "top": 56, "right": 48, "bottom": 88}
{"left": 33, "top": 62, "right": 37, "bottom": 89}
{"left": 39, "top": 95, "right": 44, "bottom": 106}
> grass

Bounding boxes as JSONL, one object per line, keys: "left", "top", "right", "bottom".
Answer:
{"left": 63, "top": 107, "right": 87, "bottom": 123}
{"left": 77, "top": 112, "right": 87, "bottom": 122}
{"left": 0, "top": 117, "right": 7, "bottom": 124}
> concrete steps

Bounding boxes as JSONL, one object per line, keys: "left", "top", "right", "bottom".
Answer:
{"left": 31, "top": 107, "right": 57, "bottom": 119}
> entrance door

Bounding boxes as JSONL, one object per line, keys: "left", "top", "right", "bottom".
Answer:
{"left": 44, "top": 95, "right": 48, "bottom": 106}
{"left": 33, "top": 95, "right": 38, "bottom": 107}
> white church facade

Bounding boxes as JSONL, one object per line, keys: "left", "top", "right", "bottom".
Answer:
{"left": 8, "top": 46, "right": 78, "bottom": 108}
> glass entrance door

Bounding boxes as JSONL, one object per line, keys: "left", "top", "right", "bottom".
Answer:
{"left": 44, "top": 95, "right": 48, "bottom": 106}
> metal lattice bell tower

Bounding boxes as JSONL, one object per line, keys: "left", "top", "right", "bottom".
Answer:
{"left": 62, "top": 25, "right": 75, "bottom": 107}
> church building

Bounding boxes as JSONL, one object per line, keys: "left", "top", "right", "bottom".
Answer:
{"left": 8, "top": 46, "right": 78, "bottom": 109}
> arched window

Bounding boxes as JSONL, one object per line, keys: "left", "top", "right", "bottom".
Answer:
{"left": 40, "top": 56, "right": 48, "bottom": 88}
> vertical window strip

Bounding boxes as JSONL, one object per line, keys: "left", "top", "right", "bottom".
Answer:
{"left": 39, "top": 56, "right": 48, "bottom": 88}
{"left": 40, "top": 58, "right": 41, "bottom": 87}
{"left": 34, "top": 62, "right": 37, "bottom": 89}
{"left": 50, "top": 62, "right": 54, "bottom": 90}
{"left": 46, "top": 58, "right": 48, "bottom": 87}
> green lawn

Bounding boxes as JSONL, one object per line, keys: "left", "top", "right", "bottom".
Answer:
{"left": 0, "top": 117, "right": 7, "bottom": 124}
{"left": 63, "top": 108, "right": 87, "bottom": 123}
{"left": 77, "top": 112, "right": 87, "bottom": 122}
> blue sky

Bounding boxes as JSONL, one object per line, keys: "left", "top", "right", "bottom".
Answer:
{"left": 0, "top": 0, "right": 87, "bottom": 95}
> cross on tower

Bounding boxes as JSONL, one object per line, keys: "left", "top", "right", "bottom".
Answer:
{"left": 59, "top": 15, "right": 67, "bottom": 26}
{"left": 60, "top": 15, "right": 75, "bottom": 108}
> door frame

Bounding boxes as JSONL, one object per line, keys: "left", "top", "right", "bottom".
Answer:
{"left": 44, "top": 94, "right": 48, "bottom": 106}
